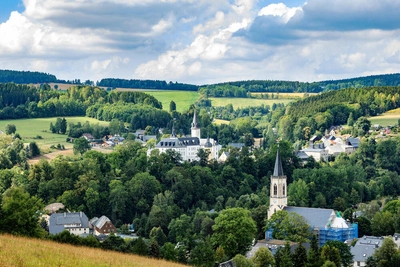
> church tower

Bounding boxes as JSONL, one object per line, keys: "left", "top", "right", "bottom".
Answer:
{"left": 191, "top": 110, "right": 201, "bottom": 139}
{"left": 268, "top": 147, "right": 287, "bottom": 219}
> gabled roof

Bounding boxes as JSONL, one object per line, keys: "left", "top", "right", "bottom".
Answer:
{"left": 91, "top": 215, "right": 112, "bottom": 229}
{"left": 273, "top": 148, "right": 284, "bottom": 177}
{"left": 347, "top": 137, "right": 360, "bottom": 148}
{"left": 284, "top": 206, "right": 334, "bottom": 229}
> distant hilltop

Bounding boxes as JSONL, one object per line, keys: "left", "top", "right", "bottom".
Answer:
{"left": 1, "top": 69, "right": 400, "bottom": 93}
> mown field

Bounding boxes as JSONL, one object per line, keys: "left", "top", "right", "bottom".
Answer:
{"left": 209, "top": 97, "right": 294, "bottom": 109}
{"left": 369, "top": 108, "right": 400, "bottom": 126}
{"left": 0, "top": 117, "right": 109, "bottom": 149}
{"left": 250, "top": 92, "right": 317, "bottom": 98}
{"left": 116, "top": 89, "right": 199, "bottom": 112}
{"left": 0, "top": 234, "right": 185, "bottom": 267}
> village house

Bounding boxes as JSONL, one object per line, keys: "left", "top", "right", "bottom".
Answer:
{"left": 89, "top": 215, "right": 116, "bottom": 236}
{"left": 49, "top": 212, "right": 90, "bottom": 236}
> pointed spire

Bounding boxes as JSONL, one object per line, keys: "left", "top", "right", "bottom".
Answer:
{"left": 273, "top": 146, "right": 284, "bottom": 177}
{"left": 171, "top": 121, "right": 176, "bottom": 138}
{"left": 191, "top": 110, "right": 200, "bottom": 128}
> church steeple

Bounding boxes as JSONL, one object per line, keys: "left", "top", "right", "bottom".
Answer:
{"left": 191, "top": 110, "right": 201, "bottom": 139}
{"left": 268, "top": 145, "right": 288, "bottom": 219}
{"left": 191, "top": 110, "right": 200, "bottom": 128}
{"left": 171, "top": 122, "right": 177, "bottom": 138}
{"left": 273, "top": 148, "right": 284, "bottom": 177}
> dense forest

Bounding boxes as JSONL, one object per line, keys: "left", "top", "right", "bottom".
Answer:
{"left": 0, "top": 70, "right": 57, "bottom": 84}
{"left": 98, "top": 78, "right": 199, "bottom": 91}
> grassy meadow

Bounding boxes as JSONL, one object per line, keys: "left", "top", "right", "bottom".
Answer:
{"left": 209, "top": 97, "right": 294, "bottom": 109}
{"left": 0, "top": 234, "right": 186, "bottom": 267}
{"left": 116, "top": 89, "right": 199, "bottom": 112}
{"left": 369, "top": 108, "right": 400, "bottom": 126}
{"left": 0, "top": 117, "right": 109, "bottom": 149}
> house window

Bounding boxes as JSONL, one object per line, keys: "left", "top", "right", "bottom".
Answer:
{"left": 274, "top": 184, "right": 277, "bottom": 196}
{"left": 283, "top": 185, "right": 285, "bottom": 196}
{"left": 357, "top": 261, "right": 360, "bottom": 266}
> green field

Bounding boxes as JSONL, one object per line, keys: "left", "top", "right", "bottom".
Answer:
{"left": 0, "top": 117, "right": 109, "bottom": 149}
{"left": 116, "top": 89, "right": 199, "bottom": 112}
{"left": 209, "top": 97, "right": 294, "bottom": 109}
{"left": 369, "top": 108, "right": 400, "bottom": 126}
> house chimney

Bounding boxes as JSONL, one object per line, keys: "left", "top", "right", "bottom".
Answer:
{"left": 80, "top": 212, "right": 82, "bottom": 217}
{"left": 64, "top": 212, "right": 66, "bottom": 217}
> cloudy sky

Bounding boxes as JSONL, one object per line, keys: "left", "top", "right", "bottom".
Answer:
{"left": 1, "top": 0, "right": 400, "bottom": 85}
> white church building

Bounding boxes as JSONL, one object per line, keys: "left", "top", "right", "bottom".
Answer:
{"left": 148, "top": 111, "right": 221, "bottom": 162}
{"left": 267, "top": 147, "right": 358, "bottom": 246}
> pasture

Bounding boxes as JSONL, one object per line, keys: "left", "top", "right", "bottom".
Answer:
{"left": 0, "top": 117, "right": 109, "bottom": 149}
{"left": 0, "top": 234, "right": 185, "bottom": 267}
{"left": 369, "top": 108, "right": 400, "bottom": 126}
{"left": 209, "top": 97, "right": 294, "bottom": 109}
{"left": 116, "top": 88, "right": 199, "bottom": 112}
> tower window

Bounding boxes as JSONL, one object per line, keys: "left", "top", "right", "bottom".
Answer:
{"left": 283, "top": 185, "right": 285, "bottom": 196}
{"left": 274, "top": 184, "right": 277, "bottom": 196}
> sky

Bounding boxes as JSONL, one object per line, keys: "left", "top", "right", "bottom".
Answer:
{"left": 1, "top": 0, "right": 400, "bottom": 85}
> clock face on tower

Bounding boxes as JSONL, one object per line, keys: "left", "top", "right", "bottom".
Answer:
{"left": 273, "top": 200, "right": 277, "bottom": 204}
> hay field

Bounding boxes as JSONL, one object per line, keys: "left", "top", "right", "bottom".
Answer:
{"left": 0, "top": 117, "right": 109, "bottom": 149}
{"left": 209, "top": 97, "right": 293, "bottom": 109}
{"left": 0, "top": 234, "right": 185, "bottom": 267}
{"left": 250, "top": 92, "right": 316, "bottom": 98}
{"left": 369, "top": 108, "right": 400, "bottom": 126}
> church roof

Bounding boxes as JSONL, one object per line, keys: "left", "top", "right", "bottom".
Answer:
{"left": 284, "top": 206, "right": 334, "bottom": 229}
{"left": 155, "top": 137, "right": 200, "bottom": 148}
{"left": 273, "top": 148, "right": 284, "bottom": 177}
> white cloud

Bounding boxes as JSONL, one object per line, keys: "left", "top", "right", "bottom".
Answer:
{"left": 0, "top": 0, "right": 400, "bottom": 84}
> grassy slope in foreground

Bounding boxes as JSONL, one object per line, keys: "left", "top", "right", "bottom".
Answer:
{"left": 0, "top": 117, "right": 109, "bottom": 149}
{"left": 369, "top": 108, "right": 400, "bottom": 126}
{"left": 0, "top": 234, "right": 185, "bottom": 267}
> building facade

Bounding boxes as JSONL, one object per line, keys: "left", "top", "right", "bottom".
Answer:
{"left": 149, "top": 111, "right": 221, "bottom": 162}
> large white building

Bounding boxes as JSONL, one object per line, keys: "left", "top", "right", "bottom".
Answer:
{"left": 149, "top": 111, "right": 221, "bottom": 162}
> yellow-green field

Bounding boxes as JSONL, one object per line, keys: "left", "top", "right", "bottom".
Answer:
{"left": 250, "top": 92, "right": 317, "bottom": 98}
{"left": 369, "top": 108, "right": 400, "bottom": 126}
{"left": 0, "top": 234, "right": 185, "bottom": 267}
{"left": 116, "top": 89, "right": 199, "bottom": 112}
{"left": 213, "top": 119, "right": 230, "bottom": 125}
{"left": 0, "top": 117, "right": 109, "bottom": 149}
{"left": 209, "top": 97, "right": 294, "bottom": 109}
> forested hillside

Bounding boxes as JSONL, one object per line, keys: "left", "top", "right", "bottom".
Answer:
{"left": 273, "top": 86, "right": 400, "bottom": 142}
{"left": 2, "top": 69, "right": 400, "bottom": 93}
{"left": 0, "top": 83, "right": 166, "bottom": 127}
{"left": 98, "top": 78, "right": 198, "bottom": 91}
{"left": 0, "top": 70, "right": 57, "bottom": 84}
